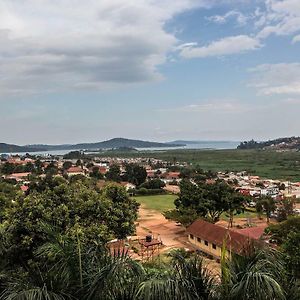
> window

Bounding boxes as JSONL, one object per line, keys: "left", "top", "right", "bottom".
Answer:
{"left": 189, "top": 234, "right": 194, "bottom": 240}
{"left": 197, "top": 237, "right": 201, "bottom": 243}
{"left": 205, "top": 240, "right": 208, "bottom": 246}
{"left": 212, "top": 244, "right": 217, "bottom": 250}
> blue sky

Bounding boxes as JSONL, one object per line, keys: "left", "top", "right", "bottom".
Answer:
{"left": 1, "top": 0, "right": 300, "bottom": 144}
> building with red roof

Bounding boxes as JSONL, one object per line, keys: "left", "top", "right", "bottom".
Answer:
{"left": 187, "top": 219, "right": 262, "bottom": 261}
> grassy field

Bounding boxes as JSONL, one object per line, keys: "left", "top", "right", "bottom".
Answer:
{"left": 93, "top": 149, "right": 300, "bottom": 181}
{"left": 134, "top": 194, "right": 259, "bottom": 220}
{"left": 134, "top": 194, "right": 177, "bottom": 212}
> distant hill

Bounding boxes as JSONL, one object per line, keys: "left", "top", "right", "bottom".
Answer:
{"left": 68, "top": 138, "right": 182, "bottom": 150}
{"left": 1, "top": 138, "right": 182, "bottom": 153}
{"left": 237, "top": 137, "right": 300, "bottom": 150}
{"left": 0, "top": 143, "right": 43, "bottom": 153}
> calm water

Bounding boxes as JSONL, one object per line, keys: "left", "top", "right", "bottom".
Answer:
{"left": 3, "top": 141, "right": 240, "bottom": 156}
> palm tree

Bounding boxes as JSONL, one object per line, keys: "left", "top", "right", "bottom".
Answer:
{"left": 220, "top": 244, "right": 293, "bottom": 300}
{"left": 137, "top": 249, "right": 217, "bottom": 300}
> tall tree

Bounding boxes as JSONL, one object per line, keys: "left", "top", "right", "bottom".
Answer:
{"left": 124, "top": 164, "right": 147, "bottom": 186}
{"left": 106, "top": 164, "right": 121, "bottom": 182}
{"left": 256, "top": 196, "right": 276, "bottom": 223}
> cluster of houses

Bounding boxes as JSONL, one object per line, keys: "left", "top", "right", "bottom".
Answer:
{"left": 0, "top": 155, "right": 183, "bottom": 192}
{"left": 218, "top": 171, "right": 300, "bottom": 200}
{"left": 2, "top": 153, "right": 300, "bottom": 263}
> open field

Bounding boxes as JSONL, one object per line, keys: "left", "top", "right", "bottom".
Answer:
{"left": 93, "top": 149, "right": 300, "bottom": 181}
{"left": 134, "top": 194, "right": 177, "bottom": 212}
{"left": 134, "top": 194, "right": 260, "bottom": 221}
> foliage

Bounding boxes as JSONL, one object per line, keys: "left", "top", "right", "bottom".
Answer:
{"left": 256, "top": 196, "right": 276, "bottom": 223}
{"left": 105, "top": 164, "right": 121, "bottom": 182}
{"left": 63, "top": 151, "right": 85, "bottom": 160}
{"left": 90, "top": 149, "right": 300, "bottom": 181}
{"left": 220, "top": 246, "right": 297, "bottom": 300}
{"left": 276, "top": 197, "right": 295, "bottom": 222}
{"left": 134, "top": 188, "right": 166, "bottom": 196}
{"left": 0, "top": 181, "right": 20, "bottom": 222}
{"left": 166, "top": 180, "right": 246, "bottom": 226}
{"left": 123, "top": 164, "right": 147, "bottom": 186}
{"left": 90, "top": 166, "right": 104, "bottom": 179}
{"left": 0, "top": 178, "right": 139, "bottom": 271}
{"left": 267, "top": 216, "right": 300, "bottom": 278}
{"left": 139, "top": 179, "right": 165, "bottom": 190}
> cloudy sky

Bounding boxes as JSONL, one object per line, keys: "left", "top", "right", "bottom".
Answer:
{"left": 1, "top": 0, "right": 300, "bottom": 144}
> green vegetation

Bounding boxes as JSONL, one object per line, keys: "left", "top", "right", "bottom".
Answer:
{"left": 267, "top": 216, "right": 300, "bottom": 278}
{"left": 134, "top": 194, "right": 177, "bottom": 212}
{"left": 0, "top": 177, "right": 299, "bottom": 299}
{"left": 164, "top": 180, "right": 247, "bottom": 227}
{"left": 91, "top": 149, "right": 300, "bottom": 181}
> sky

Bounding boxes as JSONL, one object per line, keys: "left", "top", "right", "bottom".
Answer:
{"left": 0, "top": 0, "right": 300, "bottom": 144}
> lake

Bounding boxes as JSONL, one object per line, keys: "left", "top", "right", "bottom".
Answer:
{"left": 2, "top": 141, "right": 240, "bottom": 156}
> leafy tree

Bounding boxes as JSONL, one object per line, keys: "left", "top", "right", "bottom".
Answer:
{"left": 34, "top": 159, "right": 44, "bottom": 175}
{"left": 1, "top": 178, "right": 139, "bottom": 268}
{"left": 0, "top": 181, "right": 20, "bottom": 222}
{"left": 203, "top": 182, "right": 237, "bottom": 223}
{"left": 226, "top": 194, "right": 246, "bottom": 228}
{"left": 276, "top": 197, "right": 295, "bottom": 222}
{"left": 44, "top": 162, "right": 58, "bottom": 176}
{"left": 90, "top": 166, "right": 104, "bottom": 179}
{"left": 166, "top": 180, "right": 245, "bottom": 226}
{"left": 62, "top": 161, "right": 73, "bottom": 170}
{"left": 256, "top": 196, "right": 276, "bottom": 223}
{"left": 0, "top": 162, "right": 15, "bottom": 175}
{"left": 106, "top": 164, "right": 121, "bottom": 182}
{"left": 63, "top": 151, "right": 85, "bottom": 160}
{"left": 124, "top": 164, "right": 147, "bottom": 186}
{"left": 139, "top": 179, "right": 165, "bottom": 190}
{"left": 267, "top": 216, "right": 300, "bottom": 278}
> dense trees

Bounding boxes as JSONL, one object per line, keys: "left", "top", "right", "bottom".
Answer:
{"left": 123, "top": 164, "right": 147, "bottom": 186}
{"left": 0, "top": 175, "right": 299, "bottom": 299}
{"left": 0, "top": 177, "right": 139, "bottom": 276}
{"left": 0, "top": 238, "right": 298, "bottom": 300}
{"left": 139, "top": 179, "right": 165, "bottom": 190}
{"left": 165, "top": 180, "right": 246, "bottom": 226}
{"left": 106, "top": 164, "right": 121, "bottom": 182}
{"left": 0, "top": 181, "right": 20, "bottom": 221}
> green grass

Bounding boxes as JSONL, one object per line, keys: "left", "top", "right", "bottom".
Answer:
{"left": 220, "top": 210, "right": 258, "bottom": 221}
{"left": 134, "top": 194, "right": 177, "bottom": 213}
{"left": 92, "top": 149, "right": 300, "bottom": 181}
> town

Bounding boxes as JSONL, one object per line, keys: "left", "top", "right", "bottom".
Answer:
{"left": 1, "top": 151, "right": 299, "bottom": 266}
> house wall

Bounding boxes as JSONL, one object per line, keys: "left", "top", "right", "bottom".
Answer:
{"left": 188, "top": 234, "right": 228, "bottom": 260}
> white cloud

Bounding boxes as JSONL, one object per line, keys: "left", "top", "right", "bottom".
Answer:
{"left": 206, "top": 10, "right": 248, "bottom": 26}
{"left": 0, "top": 0, "right": 212, "bottom": 98}
{"left": 249, "top": 63, "right": 300, "bottom": 95}
{"left": 292, "top": 34, "right": 300, "bottom": 43}
{"left": 180, "top": 35, "right": 261, "bottom": 58}
{"left": 160, "top": 100, "right": 250, "bottom": 113}
{"left": 256, "top": 0, "right": 300, "bottom": 40}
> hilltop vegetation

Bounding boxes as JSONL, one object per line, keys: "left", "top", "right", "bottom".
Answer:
{"left": 238, "top": 137, "right": 300, "bottom": 150}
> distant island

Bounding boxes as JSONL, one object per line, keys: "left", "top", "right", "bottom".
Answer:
{"left": 0, "top": 138, "right": 184, "bottom": 153}
{"left": 238, "top": 137, "right": 300, "bottom": 150}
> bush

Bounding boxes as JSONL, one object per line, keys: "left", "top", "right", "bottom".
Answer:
{"left": 135, "top": 188, "right": 166, "bottom": 196}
